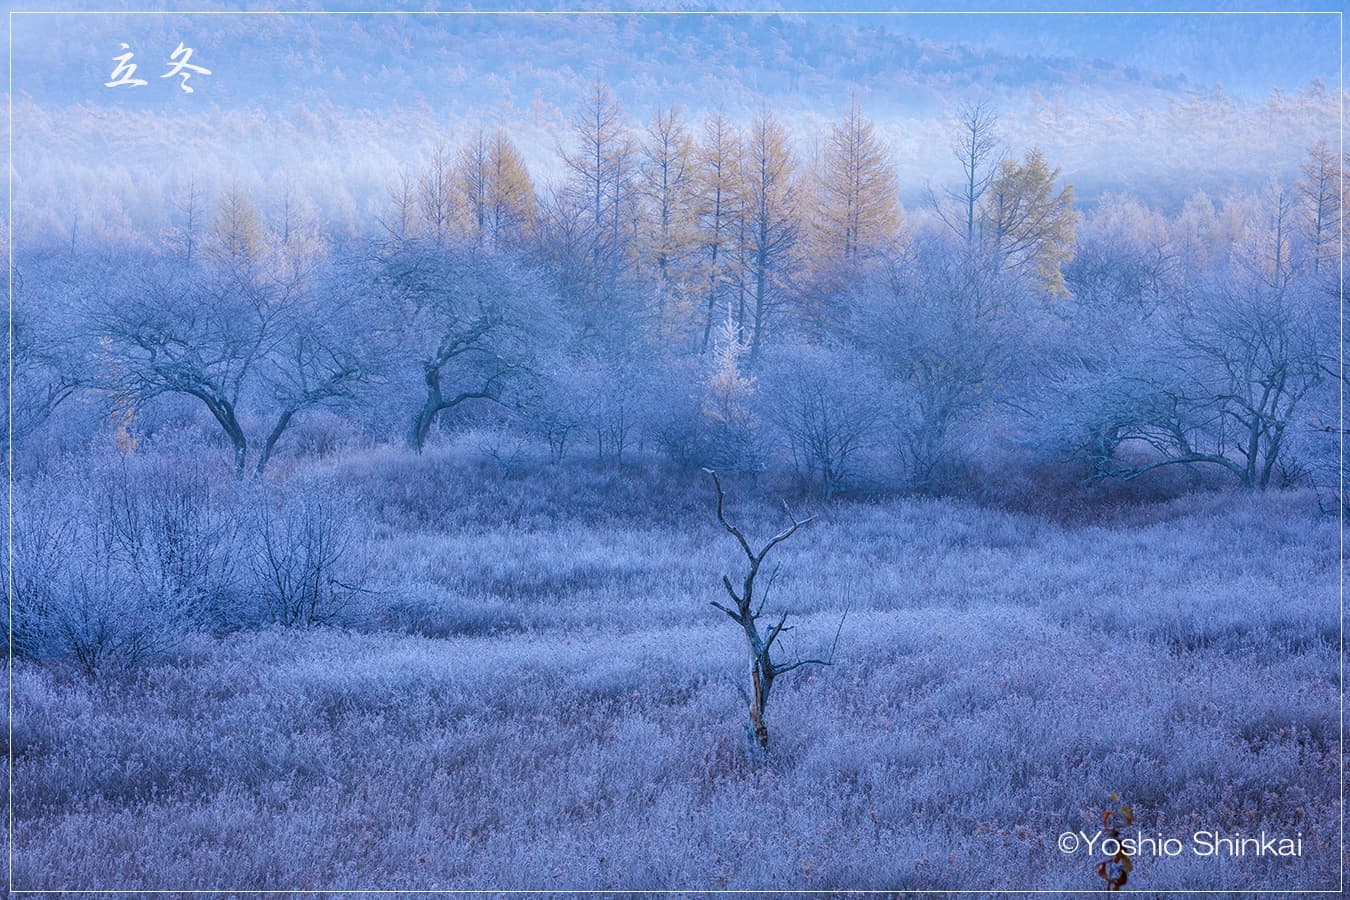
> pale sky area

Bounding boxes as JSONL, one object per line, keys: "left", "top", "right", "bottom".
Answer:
{"left": 6, "top": 2, "right": 1342, "bottom": 247}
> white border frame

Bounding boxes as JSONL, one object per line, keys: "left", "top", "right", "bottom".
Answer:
{"left": 5, "top": 5, "right": 1344, "bottom": 895}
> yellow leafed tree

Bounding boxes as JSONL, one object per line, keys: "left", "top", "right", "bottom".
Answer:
{"left": 982, "top": 149, "right": 1078, "bottom": 295}
{"left": 458, "top": 128, "right": 537, "bottom": 251}
{"left": 638, "top": 106, "right": 699, "bottom": 339}
{"left": 815, "top": 99, "right": 902, "bottom": 266}
{"left": 693, "top": 113, "right": 742, "bottom": 354}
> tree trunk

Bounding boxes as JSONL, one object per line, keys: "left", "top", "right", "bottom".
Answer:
{"left": 409, "top": 367, "right": 443, "bottom": 452}
{"left": 748, "top": 652, "right": 773, "bottom": 749}
{"left": 750, "top": 256, "right": 768, "bottom": 368}
{"left": 219, "top": 411, "right": 248, "bottom": 476}
{"left": 231, "top": 437, "right": 247, "bottom": 477}
{"left": 701, "top": 190, "right": 724, "bottom": 355}
{"left": 1258, "top": 424, "right": 1286, "bottom": 490}
{"left": 255, "top": 407, "right": 296, "bottom": 476}
{"left": 202, "top": 396, "right": 248, "bottom": 476}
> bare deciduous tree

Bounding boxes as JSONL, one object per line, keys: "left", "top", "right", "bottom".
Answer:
{"left": 379, "top": 242, "right": 551, "bottom": 452}
{"left": 1059, "top": 281, "right": 1322, "bottom": 491}
{"left": 930, "top": 100, "right": 1000, "bottom": 245}
{"left": 93, "top": 188, "right": 372, "bottom": 475}
{"left": 854, "top": 237, "right": 1025, "bottom": 491}
{"left": 9, "top": 264, "right": 86, "bottom": 444}
{"left": 761, "top": 342, "right": 881, "bottom": 494}
{"left": 704, "top": 469, "right": 841, "bottom": 751}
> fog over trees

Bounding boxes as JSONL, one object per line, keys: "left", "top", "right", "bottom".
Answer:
{"left": 14, "top": 83, "right": 1340, "bottom": 501}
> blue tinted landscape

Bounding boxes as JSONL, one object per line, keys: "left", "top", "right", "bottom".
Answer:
{"left": 9, "top": 4, "right": 1341, "bottom": 892}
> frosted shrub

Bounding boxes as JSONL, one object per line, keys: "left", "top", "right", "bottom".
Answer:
{"left": 521, "top": 358, "right": 593, "bottom": 464}
{"left": 25, "top": 554, "right": 185, "bottom": 679}
{"left": 104, "top": 457, "right": 247, "bottom": 629}
{"left": 286, "top": 409, "right": 360, "bottom": 461}
{"left": 644, "top": 360, "right": 714, "bottom": 469}
{"left": 759, "top": 343, "right": 882, "bottom": 493}
{"left": 13, "top": 452, "right": 243, "bottom": 676}
{"left": 578, "top": 355, "right": 646, "bottom": 467}
{"left": 245, "top": 478, "right": 369, "bottom": 626}
{"left": 11, "top": 449, "right": 375, "bottom": 674}
{"left": 701, "top": 312, "right": 764, "bottom": 475}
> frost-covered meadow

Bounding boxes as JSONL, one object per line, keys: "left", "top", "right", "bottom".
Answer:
{"left": 8, "top": 9, "right": 1343, "bottom": 893}
{"left": 12, "top": 440, "right": 1340, "bottom": 891}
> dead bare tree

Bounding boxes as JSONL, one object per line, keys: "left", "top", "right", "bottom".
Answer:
{"left": 704, "top": 468, "right": 842, "bottom": 751}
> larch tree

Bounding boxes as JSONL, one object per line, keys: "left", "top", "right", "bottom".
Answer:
{"left": 805, "top": 98, "right": 902, "bottom": 330}
{"left": 561, "top": 82, "right": 637, "bottom": 288}
{"left": 167, "top": 176, "right": 207, "bottom": 267}
{"left": 743, "top": 110, "right": 800, "bottom": 365}
{"left": 982, "top": 149, "right": 1078, "bottom": 295}
{"left": 378, "top": 171, "right": 417, "bottom": 248}
{"left": 816, "top": 98, "right": 902, "bottom": 266}
{"left": 728, "top": 136, "right": 756, "bottom": 344}
{"left": 456, "top": 130, "right": 492, "bottom": 246}
{"left": 458, "top": 128, "right": 537, "bottom": 251}
{"left": 694, "top": 113, "right": 742, "bottom": 355}
{"left": 1297, "top": 139, "right": 1340, "bottom": 276}
{"left": 417, "top": 145, "right": 460, "bottom": 247}
{"left": 210, "top": 184, "right": 265, "bottom": 268}
{"left": 1237, "top": 180, "right": 1298, "bottom": 294}
{"left": 638, "top": 105, "right": 698, "bottom": 340}
{"left": 486, "top": 130, "right": 538, "bottom": 250}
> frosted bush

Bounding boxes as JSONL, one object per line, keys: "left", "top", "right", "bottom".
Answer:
{"left": 243, "top": 477, "right": 370, "bottom": 627}
{"left": 13, "top": 452, "right": 243, "bottom": 676}
{"left": 12, "top": 447, "right": 378, "bottom": 673}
